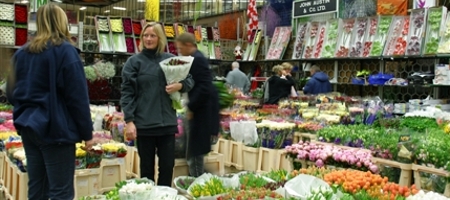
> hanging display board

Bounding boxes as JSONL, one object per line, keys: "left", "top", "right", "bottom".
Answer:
{"left": 292, "top": 0, "right": 338, "bottom": 18}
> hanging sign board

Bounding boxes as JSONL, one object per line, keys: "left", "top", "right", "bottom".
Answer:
{"left": 292, "top": 0, "right": 338, "bottom": 18}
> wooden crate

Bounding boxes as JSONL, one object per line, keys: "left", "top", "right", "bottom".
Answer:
{"left": 241, "top": 146, "right": 259, "bottom": 172}
{"left": 412, "top": 164, "right": 450, "bottom": 197}
{"left": 74, "top": 168, "right": 101, "bottom": 199}
{"left": 171, "top": 152, "right": 225, "bottom": 187}
{"left": 99, "top": 158, "right": 127, "bottom": 192}
{"left": 372, "top": 158, "right": 412, "bottom": 187}
{"left": 124, "top": 146, "right": 135, "bottom": 177}
{"left": 275, "top": 149, "right": 293, "bottom": 172}
{"left": 0, "top": 153, "right": 4, "bottom": 181}
{"left": 213, "top": 138, "right": 229, "bottom": 159}
{"left": 10, "top": 162, "right": 27, "bottom": 200}
{"left": 130, "top": 147, "right": 140, "bottom": 178}
{"left": 3, "top": 156, "right": 14, "bottom": 199}
{"left": 227, "top": 141, "right": 243, "bottom": 170}
{"left": 257, "top": 148, "right": 278, "bottom": 173}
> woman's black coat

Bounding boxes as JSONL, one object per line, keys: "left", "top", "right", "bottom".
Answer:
{"left": 186, "top": 50, "right": 220, "bottom": 158}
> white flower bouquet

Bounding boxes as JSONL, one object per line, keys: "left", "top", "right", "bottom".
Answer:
{"left": 159, "top": 56, "right": 194, "bottom": 109}
{"left": 118, "top": 181, "right": 154, "bottom": 200}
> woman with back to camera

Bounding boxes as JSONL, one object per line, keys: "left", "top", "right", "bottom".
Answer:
{"left": 121, "top": 22, "right": 194, "bottom": 186}
{"left": 264, "top": 65, "right": 295, "bottom": 104}
{"left": 6, "top": 4, "right": 93, "bottom": 199}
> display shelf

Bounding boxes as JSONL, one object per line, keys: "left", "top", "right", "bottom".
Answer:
{"left": 109, "top": 17, "right": 127, "bottom": 53}
{"left": 335, "top": 18, "right": 355, "bottom": 58}
{"left": 95, "top": 16, "right": 113, "bottom": 52}
{"left": 320, "top": 19, "right": 341, "bottom": 58}
{"left": 0, "top": 2, "right": 14, "bottom": 21}
{"left": 291, "top": 22, "right": 309, "bottom": 59}
{"left": 437, "top": 12, "right": 450, "bottom": 53}
{"left": 406, "top": 8, "right": 427, "bottom": 56}
{"left": 423, "top": 7, "right": 447, "bottom": 55}
{"left": 301, "top": 22, "right": 320, "bottom": 59}
{"left": 362, "top": 16, "right": 379, "bottom": 57}
{"left": 311, "top": 21, "right": 327, "bottom": 58}
{"left": 369, "top": 16, "right": 393, "bottom": 57}
{"left": 349, "top": 17, "right": 368, "bottom": 57}
{"left": 383, "top": 16, "right": 410, "bottom": 56}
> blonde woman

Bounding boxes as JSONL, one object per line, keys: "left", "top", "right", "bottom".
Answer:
{"left": 121, "top": 22, "right": 194, "bottom": 186}
{"left": 264, "top": 65, "right": 295, "bottom": 104}
{"left": 6, "top": 4, "right": 93, "bottom": 199}
{"left": 281, "top": 62, "right": 298, "bottom": 97}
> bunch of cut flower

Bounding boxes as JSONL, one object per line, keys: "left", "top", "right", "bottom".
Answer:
{"left": 159, "top": 56, "right": 194, "bottom": 110}
{"left": 285, "top": 141, "right": 379, "bottom": 173}
{"left": 84, "top": 61, "right": 116, "bottom": 81}
{"left": 188, "top": 173, "right": 237, "bottom": 199}
{"left": 298, "top": 121, "right": 323, "bottom": 133}
{"left": 101, "top": 142, "right": 127, "bottom": 158}
{"left": 13, "top": 147, "right": 26, "bottom": 172}
{"left": 5, "top": 136, "right": 22, "bottom": 159}
{"left": 75, "top": 143, "right": 103, "bottom": 169}
{"left": 255, "top": 121, "right": 296, "bottom": 149}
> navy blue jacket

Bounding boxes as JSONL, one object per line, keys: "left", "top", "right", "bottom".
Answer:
{"left": 7, "top": 42, "right": 93, "bottom": 144}
{"left": 303, "top": 72, "right": 332, "bottom": 95}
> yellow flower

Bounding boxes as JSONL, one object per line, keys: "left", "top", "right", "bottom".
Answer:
{"left": 76, "top": 148, "right": 86, "bottom": 157}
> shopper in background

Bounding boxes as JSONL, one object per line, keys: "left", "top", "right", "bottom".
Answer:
{"left": 264, "top": 65, "right": 295, "bottom": 104}
{"left": 121, "top": 22, "right": 194, "bottom": 186}
{"left": 281, "top": 62, "right": 298, "bottom": 97}
{"left": 175, "top": 33, "right": 220, "bottom": 177}
{"left": 303, "top": 65, "right": 332, "bottom": 95}
{"left": 226, "top": 62, "right": 251, "bottom": 94}
{"left": 5, "top": 4, "right": 93, "bottom": 199}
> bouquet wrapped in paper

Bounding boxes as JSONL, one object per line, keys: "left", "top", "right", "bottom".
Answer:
{"left": 159, "top": 56, "right": 194, "bottom": 109}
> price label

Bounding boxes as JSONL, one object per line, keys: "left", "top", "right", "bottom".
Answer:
{"left": 292, "top": 0, "right": 338, "bottom": 18}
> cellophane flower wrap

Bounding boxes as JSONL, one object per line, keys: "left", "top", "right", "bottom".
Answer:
{"left": 159, "top": 56, "right": 194, "bottom": 110}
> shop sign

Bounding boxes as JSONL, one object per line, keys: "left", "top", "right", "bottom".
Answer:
{"left": 292, "top": 0, "right": 338, "bottom": 18}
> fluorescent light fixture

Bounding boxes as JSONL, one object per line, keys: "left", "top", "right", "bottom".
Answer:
{"left": 79, "top": 6, "right": 87, "bottom": 10}
{"left": 137, "top": 0, "right": 145, "bottom": 2}
{"left": 137, "top": 10, "right": 144, "bottom": 13}
{"left": 113, "top": 6, "right": 126, "bottom": 10}
{"left": 53, "top": 0, "right": 62, "bottom": 2}
{"left": 104, "top": 10, "right": 110, "bottom": 13}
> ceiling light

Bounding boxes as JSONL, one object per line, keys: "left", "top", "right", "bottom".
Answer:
{"left": 53, "top": 0, "right": 62, "bottom": 2}
{"left": 79, "top": 7, "right": 86, "bottom": 10}
{"left": 113, "top": 6, "right": 126, "bottom": 10}
{"left": 104, "top": 10, "right": 110, "bottom": 13}
{"left": 137, "top": 0, "right": 145, "bottom": 2}
{"left": 137, "top": 10, "right": 144, "bottom": 13}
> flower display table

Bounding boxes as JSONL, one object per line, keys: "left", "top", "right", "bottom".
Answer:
{"left": 412, "top": 164, "right": 450, "bottom": 197}
{"left": 371, "top": 157, "right": 412, "bottom": 187}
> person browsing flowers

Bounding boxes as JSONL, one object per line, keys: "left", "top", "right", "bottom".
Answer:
{"left": 175, "top": 33, "right": 220, "bottom": 177}
{"left": 6, "top": 4, "right": 93, "bottom": 199}
{"left": 120, "top": 22, "right": 194, "bottom": 186}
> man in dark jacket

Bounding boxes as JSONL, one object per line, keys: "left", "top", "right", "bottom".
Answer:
{"left": 303, "top": 65, "right": 332, "bottom": 95}
{"left": 175, "top": 33, "right": 220, "bottom": 177}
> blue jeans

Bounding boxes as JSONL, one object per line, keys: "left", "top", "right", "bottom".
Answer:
{"left": 187, "top": 155, "right": 204, "bottom": 177}
{"left": 20, "top": 128, "right": 76, "bottom": 200}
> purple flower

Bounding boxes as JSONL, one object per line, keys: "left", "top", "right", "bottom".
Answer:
{"left": 316, "top": 159, "right": 324, "bottom": 168}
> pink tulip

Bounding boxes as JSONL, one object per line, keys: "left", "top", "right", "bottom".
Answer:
{"left": 316, "top": 159, "right": 324, "bottom": 168}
